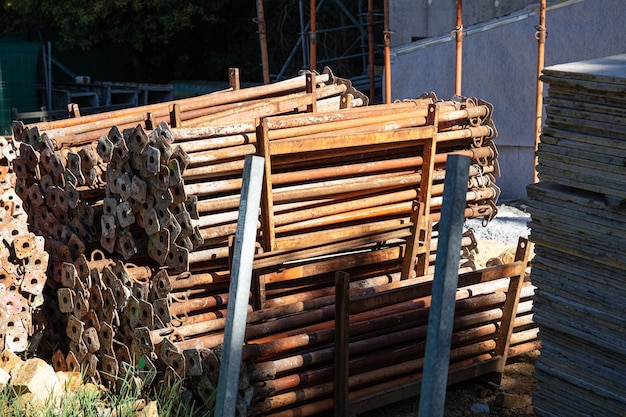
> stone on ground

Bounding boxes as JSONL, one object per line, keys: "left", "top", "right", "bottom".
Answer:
{"left": 11, "top": 357, "right": 62, "bottom": 406}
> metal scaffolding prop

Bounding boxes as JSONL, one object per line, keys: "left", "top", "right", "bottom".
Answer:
{"left": 6, "top": 66, "right": 538, "bottom": 415}
{"left": 0, "top": 136, "right": 49, "bottom": 354}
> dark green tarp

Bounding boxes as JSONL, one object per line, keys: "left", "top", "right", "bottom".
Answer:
{"left": 0, "top": 41, "right": 41, "bottom": 135}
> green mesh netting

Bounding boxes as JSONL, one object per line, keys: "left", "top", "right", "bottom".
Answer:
{"left": 0, "top": 41, "right": 41, "bottom": 135}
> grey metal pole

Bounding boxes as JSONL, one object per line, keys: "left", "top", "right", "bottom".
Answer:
{"left": 214, "top": 155, "right": 265, "bottom": 417}
{"left": 417, "top": 154, "right": 471, "bottom": 417}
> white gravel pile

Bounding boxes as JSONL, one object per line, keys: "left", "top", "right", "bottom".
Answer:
{"left": 463, "top": 203, "right": 531, "bottom": 245}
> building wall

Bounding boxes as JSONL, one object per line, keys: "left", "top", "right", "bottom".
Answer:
{"left": 389, "top": 0, "right": 626, "bottom": 201}
{"left": 390, "top": 0, "right": 538, "bottom": 45}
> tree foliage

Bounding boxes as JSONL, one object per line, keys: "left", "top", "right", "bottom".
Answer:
{"left": 3, "top": 1, "right": 218, "bottom": 48}
{"left": 1, "top": 0, "right": 261, "bottom": 83}
{"left": 1, "top": 0, "right": 376, "bottom": 84}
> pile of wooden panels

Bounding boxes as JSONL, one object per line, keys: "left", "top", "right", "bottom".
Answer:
{"left": 528, "top": 54, "right": 626, "bottom": 417}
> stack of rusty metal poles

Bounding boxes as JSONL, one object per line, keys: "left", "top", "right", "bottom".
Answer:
{"left": 6, "top": 65, "right": 525, "bottom": 413}
{"left": 6, "top": 68, "right": 364, "bottom": 389}
{"left": 134, "top": 258, "right": 536, "bottom": 417}
{"left": 90, "top": 70, "right": 366, "bottom": 269}
{"left": 120, "top": 93, "right": 508, "bottom": 411}
{"left": 10, "top": 129, "right": 107, "bottom": 286}
{"left": 144, "top": 232, "right": 479, "bottom": 334}
{"left": 242, "top": 250, "right": 536, "bottom": 416}
{"left": 119, "top": 93, "right": 500, "bottom": 334}
{"left": 7, "top": 67, "right": 361, "bottom": 271}
{"left": 0, "top": 137, "right": 50, "bottom": 355}
{"left": 11, "top": 68, "right": 358, "bottom": 148}
{"left": 171, "top": 95, "right": 499, "bottom": 272}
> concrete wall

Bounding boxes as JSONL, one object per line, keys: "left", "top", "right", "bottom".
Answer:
{"left": 388, "top": 0, "right": 626, "bottom": 201}
{"left": 390, "top": 0, "right": 537, "bottom": 44}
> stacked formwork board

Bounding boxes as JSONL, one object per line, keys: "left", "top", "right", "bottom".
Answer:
{"left": 528, "top": 54, "right": 626, "bottom": 417}
{"left": 8, "top": 67, "right": 538, "bottom": 415}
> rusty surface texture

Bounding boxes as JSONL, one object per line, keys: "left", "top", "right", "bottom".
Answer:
{"left": 3, "top": 67, "right": 538, "bottom": 416}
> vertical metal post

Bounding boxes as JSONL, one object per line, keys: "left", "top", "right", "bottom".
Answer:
{"left": 257, "top": 117, "right": 277, "bottom": 252}
{"left": 334, "top": 271, "right": 351, "bottom": 416}
{"left": 214, "top": 155, "right": 265, "bottom": 417}
{"left": 454, "top": 0, "right": 463, "bottom": 96}
{"left": 495, "top": 238, "right": 532, "bottom": 359}
{"left": 383, "top": 0, "right": 391, "bottom": 103}
{"left": 229, "top": 68, "right": 241, "bottom": 90}
{"left": 310, "top": 0, "right": 317, "bottom": 72}
{"left": 534, "top": 0, "right": 547, "bottom": 183}
{"left": 417, "top": 154, "right": 471, "bottom": 417}
{"left": 299, "top": 0, "right": 309, "bottom": 70}
{"left": 368, "top": 0, "right": 375, "bottom": 104}
{"left": 256, "top": 0, "right": 271, "bottom": 84}
{"left": 47, "top": 42, "right": 52, "bottom": 112}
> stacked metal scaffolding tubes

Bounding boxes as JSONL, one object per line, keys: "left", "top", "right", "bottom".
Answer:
{"left": 7, "top": 68, "right": 538, "bottom": 416}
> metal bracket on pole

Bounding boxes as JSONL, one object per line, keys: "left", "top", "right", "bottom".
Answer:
{"left": 214, "top": 155, "right": 265, "bottom": 417}
{"left": 418, "top": 154, "right": 471, "bottom": 417}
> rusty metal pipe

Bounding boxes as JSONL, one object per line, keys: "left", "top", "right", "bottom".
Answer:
{"left": 265, "top": 104, "right": 489, "bottom": 142}
{"left": 383, "top": 0, "right": 391, "bottom": 103}
{"left": 455, "top": 0, "right": 463, "bottom": 96}
{"left": 22, "top": 72, "right": 332, "bottom": 133}
{"left": 534, "top": 0, "right": 547, "bottom": 183}
{"left": 178, "top": 133, "right": 256, "bottom": 154}
{"left": 257, "top": 0, "right": 270, "bottom": 84}
{"left": 254, "top": 323, "right": 498, "bottom": 396}
{"left": 255, "top": 313, "right": 536, "bottom": 415}
{"left": 192, "top": 148, "right": 494, "bottom": 213}
{"left": 187, "top": 144, "right": 257, "bottom": 166}
{"left": 167, "top": 291, "right": 232, "bottom": 317}
{"left": 182, "top": 84, "right": 349, "bottom": 127}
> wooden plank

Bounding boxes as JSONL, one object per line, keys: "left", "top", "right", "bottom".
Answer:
{"left": 527, "top": 199, "right": 626, "bottom": 239}
{"left": 541, "top": 54, "right": 626, "bottom": 84}
{"left": 532, "top": 247, "right": 626, "bottom": 298}
{"left": 529, "top": 222, "right": 626, "bottom": 270}
{"left": 540, "top": 133, "right": 626, "bottom": 160}
{"left": 534, "top": 367, "right": 626, "bottom": 417}
{"left": 533, "top": 292, "right": 626, "bottom": 351}
{"left": 527, "top": 182, "right": 626, "bottom": 217}
{"left": 539, "top": 327, "right": 626, "bottom": 387}
{"left": 536, "top": 164, "right": 626, "bottom": 199}
{"left": 538, "top": 143, "right": 626, "bottom": 176}
{"left": 531, "top": 260, "right": 626, "bottom": 310}
{"left": 546, "top": 86, "right": 626, "bottom": 109}
{"left": 545, "top": 104, "right": 626, "bottom": 131}
{"left": 544, "top": 95, "right": 626, "bottom": 118}
{"left": 540, "top": 75, "right": 626, "bottom": 95}
{"left": 543, "top": 125, "right": 626, "bottom": 152}
{"left": 545, "top": 112, "right": 626, "bottom": 140}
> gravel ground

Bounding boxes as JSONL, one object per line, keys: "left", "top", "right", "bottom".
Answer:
{"left": 464, "top": 202, "right": 531, "bottom": 245}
